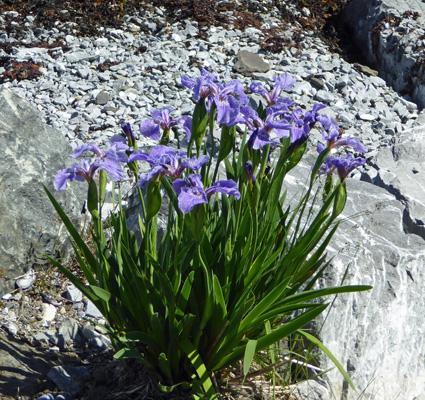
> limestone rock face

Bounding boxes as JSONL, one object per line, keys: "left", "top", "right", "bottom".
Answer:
{"left": 318, "top": 179, "right": 425, "bottom": 400}
{"left": 343, "top": 0, "right": 425, "bottom": 107}
{"left": 308, "top": 127, "right": 425, "bottom": 399}
{"left": 0, "top": 88, "right": 86, "bottom": 296}
{"left": 280, "top": 126, "right": 425, "bottom": 399}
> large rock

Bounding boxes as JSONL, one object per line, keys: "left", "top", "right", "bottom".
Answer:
{"left": 342, "top": 0, "right": 425, "bottom": 107}
{"left": 0, "top": 88, "right": 86, "bottom": 297}
{"left": 305, "top": 126, "right": 425, "bottom": 399}
{"left": 279, "top": 125, "right": 425, "bottom": 399}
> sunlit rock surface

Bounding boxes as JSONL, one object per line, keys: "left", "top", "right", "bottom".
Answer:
{"left": 0, "top": 88, "right": 86, "bottom": 296}
{"left": 284, "top": 125, "right": 425, "bottom": 399}
{"left": 343, "top": 0, "right": 425, "bottom": 107}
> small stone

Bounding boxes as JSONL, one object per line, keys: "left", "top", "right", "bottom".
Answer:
{"left": 315, "top": 90, "right": 334, "bottom": 103}
{"left": 47, "top": 365, "right": 91, "bottom": 395}
{"left": 85, "top": 300, "right": 103, "bottom": 318}
{"left": 308, "top": 77, "right": 325, "bottom": 89}
{"left": 16, "top": 268, "right": 35, "bottom": 289}
{"left": 66, "top": 284, "right": 82, "bottom": 303}
{"left": 13, "top": 292, "right": 22, "bottom": 301}
{"left": 370, "top": 75, "right": 387, "bottom": 87}
{"left": 336, "top": 75, "right": 350, "bottom": 88}
{"left": 6, "top": 322, "right": 18, "bottom": 336}
{"left": 77, "top": 68, "right": 91, "bottom": 79}
{"left": 41, "top": 303, "right": 57, "bottom": 327}
{"left": 37, "top": 394, "right": 55, "bottom": 400}
{"left": 58, "top": 318, "right": 79, "bottom": 349}
{"left": 2, "top": 293, "right": 12, "bottom": 300}
{"left": 171, "top": 33, "right": 182, "bottom": 42}
{"left": 91, "top": 337, "right": 107, "bottom": 349}
{"left": 56, "top": 393, "right": 73, "bottom": 400}
{"left": 292, "top": 81, "right": 312, "bottom": 96}
{"left": 359, "top": 113, "right": 377, "bottom": 121}
{"left": 96, "top": 91, "right": 110, "bottom": 105}
{"left": 95, "top": 37, "right": 109, "bottom": 47}
{"left": 81, "top": 326, "right": 98, "bottom": 340}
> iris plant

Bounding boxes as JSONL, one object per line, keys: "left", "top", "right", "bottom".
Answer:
{"left": 48, "top": 68, "right": 371, "bottom": 399}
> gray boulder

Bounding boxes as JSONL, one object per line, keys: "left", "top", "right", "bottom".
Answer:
{"left": 0, "top": 88, "right": 86, "bottom": 297}
{"left": 233, "top": 50, "right": 270, "bottom": 75}
{"left": 305, "top": 126, "right": 425, "bottom": 399}
{"left": 317, "top": 179, "right": 425, "bottom": 400}
{"left": 342, "top": 0, "right": 425, "bottom": 107}
{"left": 279, "top": 124, "right": 425, "bottom": 399}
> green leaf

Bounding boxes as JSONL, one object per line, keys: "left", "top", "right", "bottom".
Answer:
{"left": 176, "top": 271, "right": 195, "bottom": 317}
{"left": 217, "top": 125, "right": 235, "bottom": 164}
{"left": 298, "top": 330, "right": 356, "bottom": 390}
{"left": 212, "top": 305, "right": 327, "bottom": 371}
{"left": 99, "top": 169, "right": 107, "bottom": 205}
{"left": 282, "top": 285, "right": 372, "bottom": 306}
{"left": 191, "top": 101, "right": 209, "bottom": 154}
{"left": 89, "top": 286, "right": 112, "bottom": 303}
{"left": 180, "top": 337, "right": 219, "bottom": 399}
{"left": 333, "top": 182, "right": 347, "bottom": 218}
{"left": 243, "top": 339, "right": 257, "bottom": 377}
{"left": 158, "top": 381, "right": 191, "bottom": 393}
{"left": 213, "top": 274, "right": 227, "bottom": 319}
{"left": 244, "top": 246, "right": 283, "bottom": 287}
{"left": 43, "top": 185, "right": 98, "bottom": 283}
{"left": 122, "top": 331, "right": 160, "bottom": 349}
{"left": 239, "top": 277, "right": 291, "bottom": 333}
{"left": 45, "top": 255, "right": 101, "bottom": 305}
{"left": 114, "top": 347, "right": 143, "bottom": 360}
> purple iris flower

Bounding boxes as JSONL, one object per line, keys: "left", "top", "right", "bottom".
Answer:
{"left": 172, "top": 174, "right": 240, "bottom": 214}
{"left": 54, "top": 139, "right": 128, "bottom": 191}
{"left": 288, "top": 108, "right": 311, "bottom": 143}
{"left": 267, "top": 97, "right": 296, "bottom": 116}
{"left": 247, "top": 128, "right": 281, "bottom": 151}
{"left": 120, "top": 120, "right": 135, "bottom": 146}
{"left": 140, "top": 107, "right": 191, "bottom": 141}
{"left": 316, "top": 114, "right": 366, "bottom": 154}
{"left": 54, "top": 160, "right": 97, "bottom": 191}
{"left": 181, "top": 68, "right": 218, "bottom": 101}
{"left": 250, "top": 74, "right": 295, "bottom": 106}
{"left": 128, "top": 145, "right": 209, "bottom": 187}
{"left": 321, "top": 154, "right": 366, "bottom": 181}
{"left": 70, "top": 137, "right": 129, "bottom": 162}
{"left": 304, "top": 103, "right": 327, "bottom": 125}
{"left": 234, "top": 106, "right": 292, "bottom": 144}
{"left": 316, "top": 114, "right": 340, "bottom": 142}
{"left": 213, "top": 80, "right": 248, "bottom": 125}
{"left": 181, "top": 69, "right": 248, "bottom": 126}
